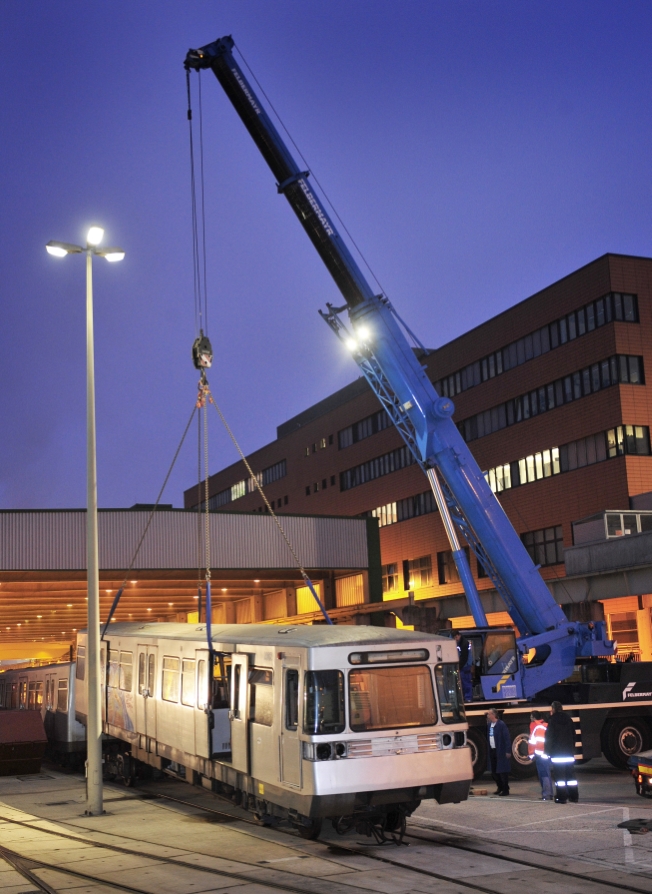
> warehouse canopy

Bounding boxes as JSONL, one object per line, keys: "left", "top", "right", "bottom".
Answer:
{"left": 0, "top": 509, "right": 381, "bottom": 661}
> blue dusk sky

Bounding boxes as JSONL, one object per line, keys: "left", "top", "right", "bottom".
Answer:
{"left": 1, "top": 1, "right": 650, "bottom": 509}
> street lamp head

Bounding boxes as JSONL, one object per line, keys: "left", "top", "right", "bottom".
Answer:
{"left": 101, "top": 249, "right": 125, "bottom": 263}
{"left": 46, "top": 240, "right": 83, "bottom": 257}
{"left": 86, "top": 226, "right": 104, "bottom": 247}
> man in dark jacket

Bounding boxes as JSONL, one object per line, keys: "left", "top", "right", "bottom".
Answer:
{"left": 544, "top": 700, "right": 578, "bottom": 803}
{"left": 486, "top": 708, "right": 511, "bottom": 795}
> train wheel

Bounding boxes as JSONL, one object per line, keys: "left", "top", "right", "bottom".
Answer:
{"left": 509, "top": 731, "right": 537, "bottom": 779}
{"left": 297, "top": 817, "right": 322, "bottom": 840}
{"left": 602, "top": 718, "right": 651, "bottom": 770}
{"left": 467, "top": 727, "right": 487, "bottom": 779}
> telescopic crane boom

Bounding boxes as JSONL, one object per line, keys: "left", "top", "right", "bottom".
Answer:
{"left": 185, "top": 35, "right": 614, "bottom": 699}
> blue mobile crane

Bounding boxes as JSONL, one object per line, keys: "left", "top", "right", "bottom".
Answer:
{"left": 184, "top": 36, "right": 614, "bottom": 704}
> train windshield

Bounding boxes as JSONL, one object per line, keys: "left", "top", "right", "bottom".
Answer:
{"left": 435, "top": 663, "right": 466, "bottom": 724}
{"left": 349, "top": 666, "right": 436, "bottom": 732}
{"left": 304, "top": 670, "right": 345, "bottom": 735}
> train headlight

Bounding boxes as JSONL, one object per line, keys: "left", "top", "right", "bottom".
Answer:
{"left": 442, "top": 734, "right": 453, "bottom": 748}
{"left": 302, "top": 741, "right": 348, "bottom": 761}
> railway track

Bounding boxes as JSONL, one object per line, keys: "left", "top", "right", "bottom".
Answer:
{"left": 1, "top": 783, "right": 652, "bottom": 894}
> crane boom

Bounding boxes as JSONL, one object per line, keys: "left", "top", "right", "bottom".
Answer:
{"left": 185, "top": 35, "right": 614, "bottom": 698}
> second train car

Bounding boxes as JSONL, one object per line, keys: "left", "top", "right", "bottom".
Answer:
{"left": 75, "top": 622, "right": 472, "bottom": 840}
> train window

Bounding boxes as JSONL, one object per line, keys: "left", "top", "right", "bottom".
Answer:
{"left": 11, "top": 682, "right": 18, "bottom": 709}
{"left": 435, "top": 664, "right": 466, "bottom": 724}
{"left": 57, "top": 679, "right": 69, "bottom": 712}
{"left": 249, "top": 668, "right": 273, "bottom": 726}
{"left": 0, "top": 682, "right": 4, "bottom": 706}
{"left": 349, "top": 666, "right": 436, "bottom": 732}
{"left": 119, "top": 652, "right": 133, "bottom": 692}
{"left": 76, "top": 646, "right": 86, "bottom": 681}
{"left": 108, "top": 650, "right": 120, "bottom": 688}
{"left": 162, "top": 657, "right": 181, "bottom": 702}
{"left": 19, "top": 681, "right": 27, "bottom": 709}
{"left": 138, "top": 654, "right": 147, "bottom": 695}
{"left": 285, "top": 669, "right": 299, "bottom": 731}
{"left": 28, "top": 681, "right": 43, "bottom": 711}
{"left": 304, "top": 671, "right": 344, "bottom": 735}
{"left": 181, "top": 659, "right": 196, "bottom": 707}
{"left": 212, "top": 654, "right": 230, "bottom": 709}
{"left": 148, "top": 654, "right": 156, "bottom": 695}
{"left": 44, "top": 679, "right": 51, "bottom": 710}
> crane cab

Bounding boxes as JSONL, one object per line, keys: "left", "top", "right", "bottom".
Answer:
{"left": 444, "top": 628, "right": 520, "bottom": 701}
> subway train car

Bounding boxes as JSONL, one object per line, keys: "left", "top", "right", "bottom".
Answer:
{"left": 0, "top": 661, "right": 86, "bottom": 765}
{"left": 76, "top": 623, "right": 472, "bottom": 840}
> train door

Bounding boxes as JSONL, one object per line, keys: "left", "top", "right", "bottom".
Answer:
{"left": 229, "top": 653, "right": 249, "bottom": 773}
{"left": 195, "top": 650, "right": 211, "bottom": 759}
{"left": 280, "top": 656, "right": 302, "bottom": 787}
{"left": 136, "top": 645, "right": 158, "bottom": 751}
{"left": 194, "top": 651, "right": 231, "bottom": 759}
{"left": 44, "top": 671, "right": 56, "bottom": 738}
{"left": 18, "top": 676, "right": 27, "bottom": 709}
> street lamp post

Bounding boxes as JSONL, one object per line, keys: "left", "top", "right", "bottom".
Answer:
{"left": 46, "top": 227, "right": 125, "bottom": 816}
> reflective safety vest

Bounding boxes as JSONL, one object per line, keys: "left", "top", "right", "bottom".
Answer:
{"left": 528, "top": 720, "right": 547, "bottom": 758}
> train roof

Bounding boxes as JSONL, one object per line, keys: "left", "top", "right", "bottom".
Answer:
{"left": 88, "top": 622, "right": 449, "bottom": 650}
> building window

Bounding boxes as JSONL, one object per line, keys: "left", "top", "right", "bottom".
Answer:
{"left": 436, "top": 548, "right": 470, "bottom": 585}
{"left": 460, "top": 355, "right": 644, "bottom": 444}
{"left": 362, "top": 489, "right": 438, "bottom": 529}
{"left": 305, "top": 486, "right": 310, "bottom": 496}
{"left": 484, "top": 425, "right": 651, "bottom": 496}
{"left": 313, "top": 482, "right": 319, "bottom": 493}
{"left": 340, "top": 443, "right": 416, "bottom": 492}
{"left": 367, "top": 502, "right": 397, "bottom": 528}
{"left": 382, "top": 563, "right": 399, "bottom": 594}
{"left": 322, "top": 478, "right": 327, "bottom": 489}
{"left": 435, "top": 292, "right": 639, "bottom": 401}
{"left": 330, "top": 475, "right": 335, "bottom": 486}
{"left": 609, "top": 612, "right": 640, "bottom": 659}
{"left": 521, "top": 526, "right": 564, "bottom": 566}
{"left": 405, "top": 555, "right": 433, "bottom": 589}
{"left": 338, "top": 409, "right": 391, "bottom": 449}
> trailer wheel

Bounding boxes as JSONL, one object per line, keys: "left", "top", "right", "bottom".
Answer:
{"left": 467, "top": 727, "right": 487, "bottom": 778}
{"left": 602, "top": 718, "right": 652, "bottom": 769}
{"left": 509, "top": 731, "right": 537, "bottom": 779}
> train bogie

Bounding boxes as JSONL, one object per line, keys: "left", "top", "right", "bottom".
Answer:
{"left": 76, "top": 623, "right": 472, "bottom": 837}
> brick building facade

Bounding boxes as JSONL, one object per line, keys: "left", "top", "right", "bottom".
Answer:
{"left": 184, "top": 254, "right": 652, "bottom": 648}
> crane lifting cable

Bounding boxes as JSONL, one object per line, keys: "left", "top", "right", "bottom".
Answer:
{"left": 185, "top": 67, "right": 333, "bottom": 631}
{"left": 200, "top": 375, "right": 333, "bottom": 625}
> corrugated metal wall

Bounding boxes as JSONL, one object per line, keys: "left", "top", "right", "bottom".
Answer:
{"left": 335, "top": 573, "right": 365, "bottom": 607}
{"left": 263, "top": 589, "right": 288, "bottom": 620}
{"left": 0, "top": 511, "right": 369, "bottom": 571}
{"left": 296, "top": 582, "right": 322, "bottom": 614}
